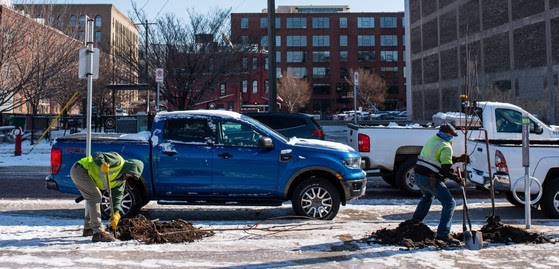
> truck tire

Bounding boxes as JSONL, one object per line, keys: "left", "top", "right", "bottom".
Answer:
{"left": 380, "top": 169, "right": 397, "bottom": 187}
{"left": 101, "top": 184, "right": 143, "bottom": 220}
{"left": 395, "top": 157, "right": 421, "bottom": 197}
{"left": 541, "top": 177, "right": 559, "bottom": 218}
{"left": 504, "top": 191, "right": 523, "bottom": 207}
{"left": 292, "top": 178, "right": 340, "bottom": 220}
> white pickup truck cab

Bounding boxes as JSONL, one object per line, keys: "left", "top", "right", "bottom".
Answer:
{"left": 347, "top": 101, "right": 559, "bottom": 196}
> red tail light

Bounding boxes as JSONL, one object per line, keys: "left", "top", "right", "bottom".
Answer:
{"left": 495, "top": 150, "right": 508, "bottom": 173}
{"left": 312, "top": 129, "right": 324, "bottom": 138}
{"left": 51, "top": 148, "right": 62, "bottom": 175}
{"left": 358, "top": 133, "right": 370, "bottom": 152}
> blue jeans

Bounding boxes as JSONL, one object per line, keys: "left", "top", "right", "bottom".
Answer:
{"left": 412, "top": 173, "right": 456, "bottom": 237}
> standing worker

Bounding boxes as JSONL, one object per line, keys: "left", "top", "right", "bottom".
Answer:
{"left": 412, "top": 124, "right": 468, "bottom": 245}
{"left": 70, "top": 152, "right": 144, "bottom": 242}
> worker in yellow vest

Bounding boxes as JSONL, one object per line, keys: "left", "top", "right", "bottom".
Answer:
{"left": 70, "top": 152, "right": 144, "bottom": 242}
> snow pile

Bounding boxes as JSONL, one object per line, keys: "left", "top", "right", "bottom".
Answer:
{"left": 118, "top": 131, "right": 151, "bottom": 142}
{"left": 432, "top": 112, "right": 481, "bottom": 128}
{"left": 287, "top": 137, "right": 354, "bottom": 152}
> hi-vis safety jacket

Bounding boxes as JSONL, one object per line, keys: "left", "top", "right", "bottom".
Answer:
{"left": 77, "top": 152, "right": 125, "bottom": 190}
{"left": 415, "top": 134, "right": 453, "bottom": 180}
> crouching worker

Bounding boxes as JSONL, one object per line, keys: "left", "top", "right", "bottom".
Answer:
{"left": 412, "top": 124, "right": 468, "bottom": 245}
{"left": 70, "top": 152, "right": 144, "bottom": 242}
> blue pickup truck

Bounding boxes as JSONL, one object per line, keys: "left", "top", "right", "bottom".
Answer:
{"left": 47, "top": 110, "right": 367, "bottom": 220}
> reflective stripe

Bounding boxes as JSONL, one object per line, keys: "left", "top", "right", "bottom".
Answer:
{"left": 417, "top": 136, "right": 447, "bottom": 174}
{"left": 416, "top": 160, "right": 440, "bottom": 173}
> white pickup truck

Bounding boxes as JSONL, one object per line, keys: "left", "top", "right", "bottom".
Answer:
{"left": 347, "top": 102, "right": 559, "bottom": 196}
{"left": 468, "top": 138, "right": 559, "bottom": 218}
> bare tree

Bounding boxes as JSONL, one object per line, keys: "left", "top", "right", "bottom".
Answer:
{"left": 112, "top": 4, "right": 245, "bottom": 111}
{"left": 349, "top": 68, "right": 388, "bottom": 110}
{"left": 277, "top": 72, "right": 311, "bottom": 113}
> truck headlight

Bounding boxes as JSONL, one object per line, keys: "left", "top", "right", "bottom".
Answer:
{"left": 342, "top": 157, "right": 361, "bottom": 169}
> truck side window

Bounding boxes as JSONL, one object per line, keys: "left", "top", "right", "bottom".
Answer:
{"left": 495, "top": 108, "right": 535, "bottom": 133}
{"left": 219, "top": 120, "right": 262, "bottom": 147}
{"left": 163, "top": 118, "right": 213, "bottom": 144}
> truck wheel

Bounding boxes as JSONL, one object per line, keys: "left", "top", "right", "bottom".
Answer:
{"left": 292, "top": 178, "right": 340, "bottom": 220}
{"left": 541, "top": 177, "right": 559, "bottom": 218}
{"left": 395, "top": 157, "right": 421, "bottom": 197}
{"left": 101, "top": 184, "right": 143, "bottom": 220}
{"left": 504, "top": 191, "right": 523, "bottom": 207}
{"left": 380, "top": 169, "right": 397, "bottom": 188}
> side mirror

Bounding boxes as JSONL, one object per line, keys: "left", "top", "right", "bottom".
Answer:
{"left": 259, "top": 136, "right": 274, "bottom": 150}
{"left": 534, "top": 124, "right": 544, "bottom": 135}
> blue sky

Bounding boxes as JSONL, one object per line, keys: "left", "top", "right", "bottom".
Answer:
{"left": 35, "top": 0, "right": 404, "bottom": 21}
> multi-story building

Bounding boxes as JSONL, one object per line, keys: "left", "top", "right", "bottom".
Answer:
{"left": 231, "top": 5, "right": 406, "bottom": 115}
{"left": 15, "top": 3, "right": 141, "bottom": 113}
{"left": 407, "top": 0, "right": 559, "bottom": 124}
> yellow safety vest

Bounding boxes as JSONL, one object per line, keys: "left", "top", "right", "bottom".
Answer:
{"left": 78, "top": 155, "right": 125, "bottom": 190}
{"left": 416, "top": 135, "right": 453, "bottom": 174}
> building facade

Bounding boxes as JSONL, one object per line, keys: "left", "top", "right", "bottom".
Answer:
{"left": 231, "top": 5, "right": 406, "bottom": 115}
{"left": 407, "top": 0, "right": 559, "bottom": 124}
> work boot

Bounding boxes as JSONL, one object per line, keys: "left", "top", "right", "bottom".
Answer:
{"left": 82, "top": 228, "right": 94, "bottom": 237}
{"left": 92, "top": 231, "right": 115, "bottom": 242}
{"left": 436, "top": 235, "right": 461, "bottom": 245}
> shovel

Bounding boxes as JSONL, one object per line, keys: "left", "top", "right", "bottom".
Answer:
{"left": 483, "top": 129, "right": 501, "bottom": 225}
{"left": 458, "top": 169, "right": 483, "bottom": 250}
{"left": 104, "top": 169, "right": 116, "bottom": 236}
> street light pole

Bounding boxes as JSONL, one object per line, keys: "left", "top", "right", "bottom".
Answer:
{"left": 86, "top": 17, "right": 94, "bottom": 157}
{"left": 267, "top": 0, "right": 277, "bottom": 112}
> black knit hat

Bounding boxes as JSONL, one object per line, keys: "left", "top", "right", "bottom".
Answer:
{"left": 440, "top": 124, "right": 458, "bottom": 137}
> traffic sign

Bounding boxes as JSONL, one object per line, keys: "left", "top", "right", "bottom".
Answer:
{"left": 78, "top": 48, "right": 100, "bottom": 80}
{"left": 354, "top": 71, "right": 359, "bottom": 86}
{"left": 155, "top": 68, "right": 164, "bottom": 83}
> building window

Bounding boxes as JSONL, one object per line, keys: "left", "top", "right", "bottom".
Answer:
{"left": 358, "top": 51, "right": 375, "bottom": 62}
{"left": 220, "top": 83, "right": 226, "bottom": 96}
{"left": 380, "top": 51, "right": 398, "bottom": 62}
{"left": 312, "top": 35, "right": 330, "bottom": 47}
{"left": 240, "top": 36, "right": 249, "bottom": 45}
{"left": 265, "top": 80, "right": 269, "bottom": 93}
{"left": 94, "top": 31, "right": 101, "bottom": 43}
{"left": 252, "top": 57, "right": 258, "bottom": 70}
{"left": 340, "top": 35, "right": 348, "bottom": 46}
{"left": 340, "top": 67, "right": 349, "bottom": 79}
{"left": 265, "top": 57, "right": 269, "bottom": 70}
{"left": 252, "top": 80, "right": 258, "bottom": 93}
{"left": 48, "top": 15, "right": 55, "bottom": 26}
{"left": 380, "top": 17, "right": 397, "bottom": 28}
{"left": 312, "top": 51, "right": 331, "bottom": 62}
{"left": 357, "top": 17, "right": 374, "bottom": 28}
{"left": 69, "top": 15, "right": 76, "bottom": 28}
{"left": 287, "top": 36, "right": 307, "bottom": 46}
{"left": 95, "top": 15, "right": 102, "bottom": 27}
{"left": 313, "top": 84, "right": 330, "bottom": 95}
{"left": 339, "top": 17, "right": 347, "bottom": 28}
{"left": 79, "top": 15, "right": 85, "bottom": 28}
{"left": 340, "top": 51, "right": 348, "bottom": 62}
{"left": 57, "top": 16, "right": 63, "bottom": 28}
{"left": 312, "top": 17, "right": 330, "bottom": 29}
{"left": 242, "top": 80, "right": 248, "bottom": 93}
{"left": 287, "top": 17, "right": 306, "bottom": 28}
{"left": 358, "top": 35, "right": 375, "bottom": 46}
{"left": 260, "top": 36, "right": 281, "bottom": 47}
{"left": 381, "top": 35, "right": 398, "bottom": 46}
{"left": 380, "top": 67, "right": 399, "bottom": 78}
{"left": 313, "top": 67, "right": 329, "bottom": 78}
{"left": 260, "top": 17, "right": 281, "bottom": 28}
{"left": 287, "top": 51, "right": 305, "bottom": 63}
{"left": 287, "top": 67, "right": 307, "bottom": 78}
{"left": 242, "top": 57, "right": 248, "bottom": 71}
{"left": 276, "top": 51, "right": 281, "bottom": 62}
{"left": 276, "top": 68, "right": 282, "bottom": 78}
{"left": 241, "top": 17, "right": 249, "bottom": 29}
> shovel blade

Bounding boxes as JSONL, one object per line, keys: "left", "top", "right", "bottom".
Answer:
{"left": 464, "top": 231, "right": 483, "bottom": 250}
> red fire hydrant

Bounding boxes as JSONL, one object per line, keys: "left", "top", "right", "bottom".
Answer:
{"left": 14, "top": 127, "right": 22, "bottom": 156}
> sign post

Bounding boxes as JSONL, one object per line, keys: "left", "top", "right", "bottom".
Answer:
{"left": 353, "top": 71, "right": 359, "bottom": 124}
{"left": 522, "top": 113, "right": 531, "bottom": 229}
{"left": 155, "top": 68, "right": 164, "bottom": 112}
{"left": 78, "top": 17, "right": 99, "bottom": 157}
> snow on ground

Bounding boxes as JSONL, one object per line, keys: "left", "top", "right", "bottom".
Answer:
{"left": 0, "top": 140, "right": 52, "bottom": 167}
{"left": 1, "top": 200, "right": 559, "bottom": 268}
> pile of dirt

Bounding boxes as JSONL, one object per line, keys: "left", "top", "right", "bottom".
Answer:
{"left": 114, "top": 215, "right": 214, "bottom": 244}
{"left": 480, "top": 222, "right": 551, "bottom": 244}
{"left": 370, "top": 219, "right": 450, "bottom": 249}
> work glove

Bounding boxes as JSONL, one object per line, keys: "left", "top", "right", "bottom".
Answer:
{"left": 452, "top": 176, "right": 466, "bottom": 187}
{"left": 109, "top": 211, "right": 121, "bottom": 230}
{"left": 101, "top": 162, "right": 110, "bottom": 173}
{"left": 453, "top": 154, "right": 470, "bottom": 163}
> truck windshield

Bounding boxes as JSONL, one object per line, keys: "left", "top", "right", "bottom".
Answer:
{"left": 240, "top": 115, "right": 289, "bottom": 143}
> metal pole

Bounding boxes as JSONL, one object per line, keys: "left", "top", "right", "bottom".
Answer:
{"left": 267, "top": 0, "right": 277, "bottom": 112}
{"left": 156, "top": 82, "right": 160, "bottom": 112}
{"left": 522, "top": 113, "right": 531, "bottom": 229}
{"left": 86, "top": 17, "right": 94, "bottom": 157}
{"left": 145, "top": 20, "right": 150, "bottom": 113}
{"left": 353, "top": 81, "right": 357, "bottom": 124}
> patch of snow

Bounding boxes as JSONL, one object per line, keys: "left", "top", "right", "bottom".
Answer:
{"left": 0, "top": 140, "right": 51, "bottom": 167}
{"left": 287, "top": 137, "right": 354, "bottom": 152}
{"left": 155, "top": 110, "right": 241, "bottom": 122}
{"left": 151, "top": 130, "right": 160, "bottom": 146}
{"left": 118, "top": 131, "right": 152, "bottom": 141}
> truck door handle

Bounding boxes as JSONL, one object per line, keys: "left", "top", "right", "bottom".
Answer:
{"left": 477, "top": 148, "right": 483, "bottom": 152}
{"left": 162, "top": 150, "right": 177, "bottom": 156}
{"left": 218, "top": 152, "right": 232, "bottom": 159}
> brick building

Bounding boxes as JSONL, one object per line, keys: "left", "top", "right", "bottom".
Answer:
{"left": 231, "top": 5, "right": 406, "bottom": 115}
{"left": 407, "top": 0, "right": 559, "bottom": 124}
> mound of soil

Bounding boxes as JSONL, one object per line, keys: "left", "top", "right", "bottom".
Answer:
{"left": 480, "top": 222, "right": 551, "bottom": 244}
{"left": 114, "top": 215, "right": 214, "bottom": 244}
{"left": 370, "top": 219, "right": 449, "bottom": 249}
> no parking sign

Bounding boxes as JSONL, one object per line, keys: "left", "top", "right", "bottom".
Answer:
{"left": 155, "top": 68, "right": 164, "bottom": 83}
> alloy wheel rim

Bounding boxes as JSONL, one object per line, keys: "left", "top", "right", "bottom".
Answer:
{"left": 405, "top": 168, "right": 420, "bottom": 191}
{"left": 553, "top": 191, "right": 559, "bottom": 211}
{"left": 301, "top": 186, "right": 333, "bottom": 218}
{"left": 101, "top": 189, "right": 132, "bottom": 216}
